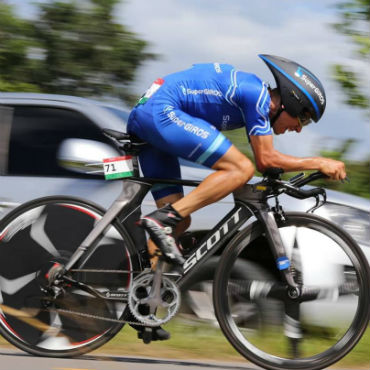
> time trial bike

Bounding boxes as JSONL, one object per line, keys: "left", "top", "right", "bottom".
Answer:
{"left": 0, "top": 129, "right": 369, "bottom": 370}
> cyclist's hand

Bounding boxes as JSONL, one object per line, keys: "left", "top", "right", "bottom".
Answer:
{"left": 318, "top": 158, "right": 346, "bottom": 181}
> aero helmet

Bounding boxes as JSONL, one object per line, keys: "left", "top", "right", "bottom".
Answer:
{"left": 259, "top": 54, "right": 326, "bottom": 122}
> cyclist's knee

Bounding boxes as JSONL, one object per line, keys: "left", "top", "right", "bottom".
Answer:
{"left": 231, "top": 158, "right": 254, "bottom": 187}
{"left": 238, "top": 157, "right": 255, "bottom": 183}
{"left": 214, "top": 149, "right": 254, "bottom": 187}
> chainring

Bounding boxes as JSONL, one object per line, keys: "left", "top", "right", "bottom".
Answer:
{"left": 128, "top": 273, "right": 180, "bottom": 327}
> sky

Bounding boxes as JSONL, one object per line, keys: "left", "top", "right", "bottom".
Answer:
{"left": 9, "top": 0, "right": 370, "bottom": 160}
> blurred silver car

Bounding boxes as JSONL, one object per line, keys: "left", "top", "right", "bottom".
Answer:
{"left": 1, "top": 93, "right": 369, "bottom": 325}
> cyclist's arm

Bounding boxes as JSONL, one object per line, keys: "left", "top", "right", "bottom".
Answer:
{"left": 249, "top": 135, "right": 346, "bottom": 180}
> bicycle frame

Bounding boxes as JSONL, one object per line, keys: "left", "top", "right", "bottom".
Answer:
{"left": 64, "top": 176, "right": 299, "bottom": 292}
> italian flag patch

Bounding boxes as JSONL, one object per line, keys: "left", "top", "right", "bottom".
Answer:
{"left": 103, "top": 156, "right": 134, "bottom": 180}
{"left": 137, "top": 78, "right": 164, "bottom": 105}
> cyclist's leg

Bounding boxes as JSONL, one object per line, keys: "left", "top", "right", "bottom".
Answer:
{"left": 137, "top": 143, "right": 191, "bottom": 237}
{"left": 154, "top": 193, "right": 191, "bottom": 234}
{"left": 131, "top": 103, "right": 254, "bottom": 213}
{"left": 124, "top": 144, "right": 186, "bottom": 341}
{"left": 173, "top": 145, "right": 254, "bottom": 216}
{"left": 147, "top": 105, "right": 254, "bottom": 217}
{"left": 127, "top": 140, "right": 190, "bottom": 264}
{"left": 129, "top": 103, "right": 254, "bottom": 263}
{"left": 146, "top": 193, "right": 190, "bottom": 269}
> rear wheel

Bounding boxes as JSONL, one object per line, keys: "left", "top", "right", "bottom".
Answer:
{"left": 0, "top": 196, "right": 140, "bottom": 357}
{"left": 213, "top": 212, "right": 370, "bottom": 370}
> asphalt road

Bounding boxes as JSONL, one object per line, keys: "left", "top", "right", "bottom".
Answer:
{"left": 0, "top": 348, "right": 255, "bottom": 370}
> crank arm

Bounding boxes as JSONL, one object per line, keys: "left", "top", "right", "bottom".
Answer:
{"left": 299, "top": 283, "right": 359, "bottom": 302}
{"left": 142, "top": 259, "right": 165, "bottom": 314}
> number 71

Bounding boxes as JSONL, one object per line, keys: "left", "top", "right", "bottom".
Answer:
{"left": 104, "top": 163, "right": 117, "bottom": 172}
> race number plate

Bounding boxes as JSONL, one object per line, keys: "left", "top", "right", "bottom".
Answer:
{"left": 103, "top": 156, "right": 134, "bottom": 180}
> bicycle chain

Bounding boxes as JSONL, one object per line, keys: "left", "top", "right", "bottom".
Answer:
{"left": 51, "top": 269, "right": 181, "bottom": 326}
{"left": 70, "top": 269, "right": 181, "bottom": 278}
{"left": 70, "top": 269, "right": 142, "bottom": 274}
{"left": 48, "top": 267, "right": 167, "bottom": 327}
{"left": 48, "top": 307, "right": 149, "bottom": 327}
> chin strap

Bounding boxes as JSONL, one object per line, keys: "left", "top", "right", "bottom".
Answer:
{"left": 270, "top": 105, "right": 285, "bottom": 126}
{"left": 269, "top": 86, "right": 285, "bottom": 127}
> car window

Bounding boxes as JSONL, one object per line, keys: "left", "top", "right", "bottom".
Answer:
{"left": 6, "top": 106, "right": 108, "bottom": 177}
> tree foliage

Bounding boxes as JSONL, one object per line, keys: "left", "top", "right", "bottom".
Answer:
{"left": 331, "top": 0, "right": 370, "bottom": 113}
{"left": 0, "top": 0, "right": 156, "bottom": 105}
{"left": 0, "top": 2, "right": 41, "bottom": 92}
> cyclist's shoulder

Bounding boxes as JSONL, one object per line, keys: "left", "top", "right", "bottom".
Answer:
{"left": 237, "top": 72, "right": 265, "bottom": 91}
{"left": 237, "top": 74, "right": 269, "bottom": 105}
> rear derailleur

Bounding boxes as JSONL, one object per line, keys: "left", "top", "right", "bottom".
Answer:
{"left": 37, "top": 260, "right": 68, "bottom": 305}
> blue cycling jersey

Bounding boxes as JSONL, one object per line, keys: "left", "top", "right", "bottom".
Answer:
{"left": 139, "top": 63, "right": 272, "bottom": 136}
{"left": 127, "top": 63, "right": 272, "bottom": 200}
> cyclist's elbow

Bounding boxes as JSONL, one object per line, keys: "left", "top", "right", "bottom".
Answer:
{"left": 255, "top": 159, "right": 268, "bottom": 174}
{"left": 255, "top": 156, "right": 277, "bottom": 174}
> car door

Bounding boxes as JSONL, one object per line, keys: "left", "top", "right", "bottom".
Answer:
{"left": 0, "top": 104, "right": 121, "bottom": 218}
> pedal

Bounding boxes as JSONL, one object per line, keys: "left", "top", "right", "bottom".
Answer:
{"left": 141, "top": 327, "right": 153, "bottom": 344}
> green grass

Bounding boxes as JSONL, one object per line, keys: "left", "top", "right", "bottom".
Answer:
{"left": 96, "top": 319, "right": 370, "bottom": 368}
{"left": 92, "top": 318, "right": 242, "bottom": 362}
{"left": 1, "top": 318, "right": 369, "bottom": 368}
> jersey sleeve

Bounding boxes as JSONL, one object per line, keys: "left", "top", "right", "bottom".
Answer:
{"left": 236, "top": 73, "right": 272, "bottom": 137}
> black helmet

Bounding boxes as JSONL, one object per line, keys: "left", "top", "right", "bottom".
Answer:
{"left": 259, "top": 54, "right": 326, "bottom": 122}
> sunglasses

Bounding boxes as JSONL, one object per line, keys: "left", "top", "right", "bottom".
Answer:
{"left": 297, "top": 112, "right": 313, "bottom": 127}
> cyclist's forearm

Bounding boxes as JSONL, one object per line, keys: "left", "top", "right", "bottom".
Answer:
{"left": 255, "top": 149, "right": 324, "bottom": 174}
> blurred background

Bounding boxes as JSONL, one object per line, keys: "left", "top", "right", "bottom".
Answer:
{"left": 1, "top": 0, "right": 369, "bottom": 198}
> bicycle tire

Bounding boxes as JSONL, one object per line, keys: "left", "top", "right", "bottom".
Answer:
{"left": 213, "top": 212, "right": 370, "bottom": 370}
{"left": 0, "top": 196, "right": 141, "bottom": 357}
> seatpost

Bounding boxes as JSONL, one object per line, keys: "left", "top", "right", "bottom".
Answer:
{"left": 119, "top": 141, "right": 141, "bottom": 177}
{"left": 132, "top": 154, "right": 140, "bottom": 177}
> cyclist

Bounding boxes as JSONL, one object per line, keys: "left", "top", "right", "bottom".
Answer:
{"left": 128, "top": 54, "right": 346, "bottom": 269}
